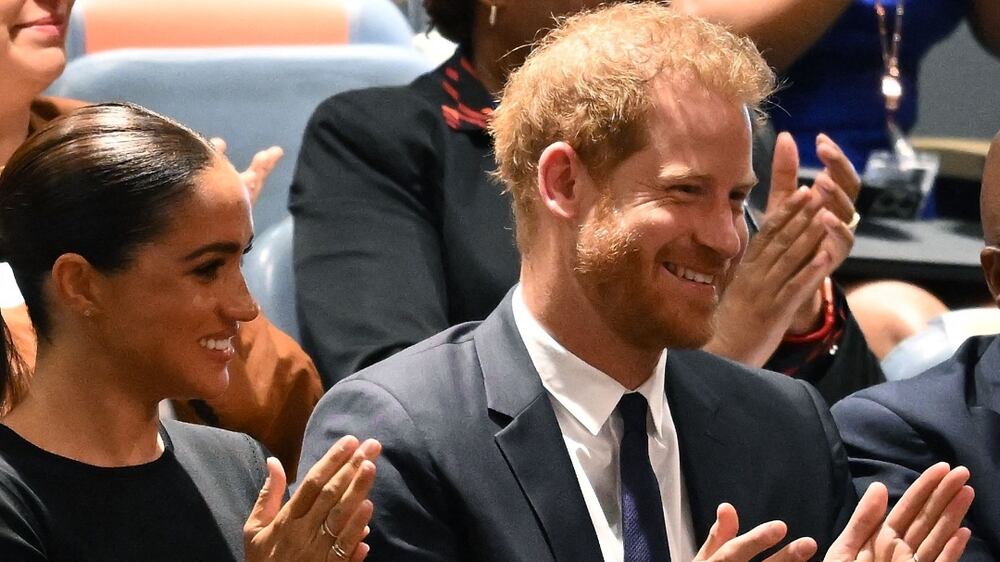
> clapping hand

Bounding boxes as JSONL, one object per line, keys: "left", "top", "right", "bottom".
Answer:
{"left": 705, "top": 132, "right": 860, "bottom": 367}
{"left": 244, "top": 435, "right": 381, "bottom": 561}
{"left": 693, "top": 463, "right": 973, "bottom": 562}
{"left": 210, "top": 137, "right": 284, "bottom": 205}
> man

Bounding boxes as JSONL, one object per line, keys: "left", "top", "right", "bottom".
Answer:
{"left": 831, "top": 133, "right": 1000, "bottom": 561}
{"left": 299, "top": 4, "right": 971, "bottom": 561}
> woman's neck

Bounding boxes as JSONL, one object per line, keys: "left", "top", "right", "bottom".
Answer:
{"left": 1, "top": 344, "right": 164, "bottom": 467}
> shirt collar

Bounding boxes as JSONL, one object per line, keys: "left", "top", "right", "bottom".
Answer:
{"left": 511, "top": 285, "right": 668, "bottom": 438}
{"left": 439, "top": 48, "right": 496, "bottom": 132}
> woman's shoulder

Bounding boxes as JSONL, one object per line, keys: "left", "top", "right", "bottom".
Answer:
{"left": 163, "top": 420, "right": 267, "bottom": 467}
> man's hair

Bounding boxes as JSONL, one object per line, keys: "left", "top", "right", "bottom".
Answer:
{"left": 490, "top": 2, "right": 775, "bottom": 252}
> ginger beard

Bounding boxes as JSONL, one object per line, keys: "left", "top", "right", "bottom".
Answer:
{"left": 572, "top": 195, "right": 721, "bottom": 351}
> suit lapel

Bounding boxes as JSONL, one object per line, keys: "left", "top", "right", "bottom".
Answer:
{"left": 475, "top": 292, "right": 604, "bottom": 562}
{"left": 666, "top": 351, "right": 755, "bottom": 543}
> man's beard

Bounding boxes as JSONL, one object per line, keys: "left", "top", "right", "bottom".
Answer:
{"left": 572, "top": 199, "right": 716, "bottom": 350}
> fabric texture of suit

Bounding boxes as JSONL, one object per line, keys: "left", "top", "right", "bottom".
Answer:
{"left": 832, "top": 335, "right": 1000, "bottom": 561}
{"left": 289, "top": 50, "right": 518, "bottom": 387}
{"left": 299, "top": 292, "right": 858, "bottom": 561}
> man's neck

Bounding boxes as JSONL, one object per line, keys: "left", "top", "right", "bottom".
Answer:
{"left": 520, "top": 263, "right": 662, "bottom": 390}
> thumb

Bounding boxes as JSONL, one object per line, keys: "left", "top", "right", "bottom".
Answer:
{"left": 767, "top": 132, "right": 801, "bottom": 214}
{"left": 696, "top": 503, "right": 740, "bottom": 560}
{"left": 244, "top": 457, "right": 287, "bottom": 538}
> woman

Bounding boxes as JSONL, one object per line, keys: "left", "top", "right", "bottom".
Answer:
{"left": 1, "top": 0, "right": 318, "bottom": 475}
{"left": 290, "top": 0, "right": 881, "bottom": 403}
{"left": 672, "top": 0, "right": 999, "bottom": 169}
{"left": 0, "top": 103, "right": 377, "bottom": 561}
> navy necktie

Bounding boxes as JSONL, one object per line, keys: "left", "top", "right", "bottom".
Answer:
{"left": 618, "top": 393, "right": 671, "bottom": 562}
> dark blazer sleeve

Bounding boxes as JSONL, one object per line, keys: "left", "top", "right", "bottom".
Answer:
{"left": 832, "top": 394, "right": 995, "bottom": 561}
{"left": 297, "top": 379, "right": 461, "bottom": 561}
{"left": 290, "top": 87, "right": 452, "bottom": 387}
{"left": 799, "top": 377, "right": 859, "bottom": 546}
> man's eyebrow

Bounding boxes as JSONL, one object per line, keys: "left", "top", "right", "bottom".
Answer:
{"left": 657, "top": 170, "right": 758, "bottom": 191}
{"left": 657, "top": 169, "right": 713, "bottom": 184}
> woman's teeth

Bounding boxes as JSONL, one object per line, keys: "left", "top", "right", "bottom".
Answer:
{"left": 199, "top": 338, "right": 233, "bottom": 352}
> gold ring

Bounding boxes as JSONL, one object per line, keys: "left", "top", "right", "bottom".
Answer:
{"left": 331, "top": 542, "right": 350, "bottom": 559}
{"left": 321, "top": 519, "right": 337, "bottom": 540}
{"left": 845, "top": 211, "right": 861, "bottom": 232}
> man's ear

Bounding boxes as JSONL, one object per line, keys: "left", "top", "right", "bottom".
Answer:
{"left": 982, "top": 246, "right": 1000, "bottom": 306}
{"left": 537, "top": 141, "right": 594, "bottom": 221}
{"left": 49, "top": 253, "right": 103, "bottom": 318}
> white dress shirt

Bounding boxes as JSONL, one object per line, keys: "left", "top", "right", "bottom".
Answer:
{"left": 512, "top": 287, "right": 697, "bottom": 562}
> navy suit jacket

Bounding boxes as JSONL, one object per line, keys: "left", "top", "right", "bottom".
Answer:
{"left": 299, "top": 293, "right": 857, "bottom": 561}
{"left": 833, "top": 335, "right": 1000, "bottom": 561}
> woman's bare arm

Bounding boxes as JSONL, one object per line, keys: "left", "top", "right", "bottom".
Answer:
{"left": 671, "top": 0, "right": 852, "bottom": 72}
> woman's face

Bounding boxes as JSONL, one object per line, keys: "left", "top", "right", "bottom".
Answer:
{"left": 1, "top": 0, "right": 73, "bottom": 94}
{"left": 92, "top": 157, "right": 258, "bottom": 401}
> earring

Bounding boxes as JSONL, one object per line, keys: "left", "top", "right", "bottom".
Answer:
{"left": 83, "top": 309, "right": 93, "bottom": 318}
{"left": 489, "top": 3, "right": 498, "bottom": 27}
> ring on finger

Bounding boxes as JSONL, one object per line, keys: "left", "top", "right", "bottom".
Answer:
{"left": 331, "top": 542, "right": 350, "bottom": 559}
{"left": 845, "top": 211, "right": 861, "bottom": 232}
{"left": 321, "top": 519, "right": 338, "bottom": 540}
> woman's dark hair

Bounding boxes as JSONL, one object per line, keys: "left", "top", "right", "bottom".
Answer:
{"left": 424, "top": 0, "right": 476, "bottom": 46}
{"left": 0, "top": 102, "right": 216, "bottom": 410}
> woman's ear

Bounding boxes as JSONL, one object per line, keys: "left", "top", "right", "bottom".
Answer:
{"left": 49, "top": 253, "right": 102, "bottom": 318}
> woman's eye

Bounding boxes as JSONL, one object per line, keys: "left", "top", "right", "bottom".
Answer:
{"left": 192, "top": 260, "right": 224, "bottom": 279}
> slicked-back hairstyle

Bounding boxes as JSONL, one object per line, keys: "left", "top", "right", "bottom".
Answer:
{"left": 424, "top": 0, "right": 476, "bottom": 46}
{"left": 0, "top": 103, "right": 216, "bottom": 341}
{"left": 490, "top": 2, "right": 776, "bottom": 252}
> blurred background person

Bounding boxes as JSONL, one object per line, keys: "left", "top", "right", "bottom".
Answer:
{"left": 0, "top": 103, "right": 378, "bottom": 561}
{"left": 0, "top": 0, "right": 319, "bottom": 475}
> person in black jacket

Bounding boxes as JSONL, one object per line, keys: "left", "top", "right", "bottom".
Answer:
{"left": 832, "top": 132, "right": 1000, "bottom": 561}
{"left": 299, "top": 5, "right": 972, "bottom": 561}
{"left": 0, "top": 104, "right": 378, "bottom": 561}
{"left": 291, "top": 0, "right": 883, "bottom": 401}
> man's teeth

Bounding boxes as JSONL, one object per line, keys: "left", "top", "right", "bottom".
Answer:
{"left": 199, "top": 338, "right": 233, "bottom": 352}
{"left": 664, "top": 263, "right": 715, "bottom": 285}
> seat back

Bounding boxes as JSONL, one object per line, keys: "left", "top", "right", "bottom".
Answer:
{"left": 243, "top": 217, "right": 298, "bottom": 341}
{"left": 49, "top": 45, "right": 433, "bottom": 232}
{"left": 65, "top": 0, "right": 412, "bottom": 61}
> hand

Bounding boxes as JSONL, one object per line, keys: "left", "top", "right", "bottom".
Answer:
{"left": 783, "top": 133, "right": 859, "bottom": 333}
{"left": 704, "top": 133, "right": 856, "bottom": 366}
{"left": 244, "top": 435, "right": 382, "bottom": 561}
{"left": 825, "top": 463, "right": 974, "bottom": 562}
{"left": 210, "top": 137, "right": 284, "bottom": 205}
{"left": 694, "top": 503, "right": 818, "bottom": 562}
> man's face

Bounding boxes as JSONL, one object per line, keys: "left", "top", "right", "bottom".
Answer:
{"left": 572, "top": 79, "right": 756, "bottom": 350}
